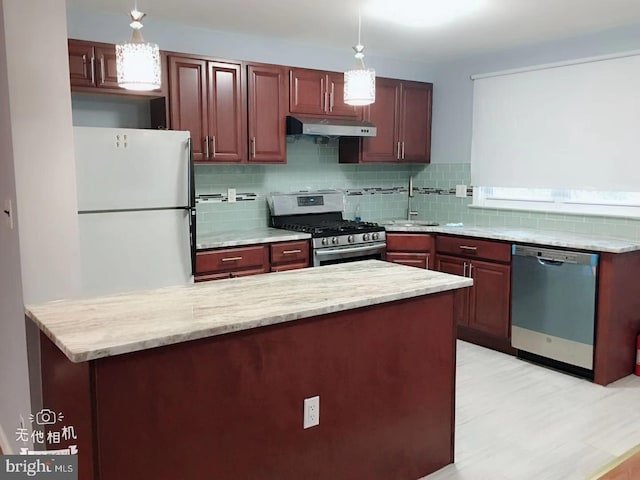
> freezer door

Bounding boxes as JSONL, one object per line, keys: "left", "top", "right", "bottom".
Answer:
{"left": 78, "top": 209, "right": 193, "bottom": 296}
{"left": 74, "top": 127, "right": 191, "bottom": 211}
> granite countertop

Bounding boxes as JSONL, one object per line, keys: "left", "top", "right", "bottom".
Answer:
{"left": 26, "top": 260, "right": 472, "bottom": 363}
{"left": 197, "top": 228, "right": 311, "bottom": 250}
{"left": 383, "top": 224, "right": 640, "bottom": 254}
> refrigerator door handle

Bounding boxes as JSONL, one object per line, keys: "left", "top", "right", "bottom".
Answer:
{"left": 187, "top": 137, "right": 197, "bottom": 277}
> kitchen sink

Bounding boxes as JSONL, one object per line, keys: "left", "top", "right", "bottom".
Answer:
{"left": 381, "top": 220, "right": 440, "bottom": 227}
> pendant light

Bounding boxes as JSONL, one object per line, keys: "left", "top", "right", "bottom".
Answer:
{"left": 344, "top": 12, "right": 375, "bottom": 106}
{"left": 115, "top": 7, "right": 161, "bottom": 91}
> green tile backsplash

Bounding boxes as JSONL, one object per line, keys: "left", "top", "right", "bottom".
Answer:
{"left": 195, "top": 136, "right": 422, "bottom": 235}
{"left": 411, "top": 163, "right": 640, "bottom": 241}
{"left": 195, "top": 140, "right": 640, "bottom": 241}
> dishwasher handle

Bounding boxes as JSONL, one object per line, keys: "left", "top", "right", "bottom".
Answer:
{"left": 512, "top": 244, "right": 599, "bottom": 267}
{"left": 537, "top": 257, "right": 565, "bottom": 266}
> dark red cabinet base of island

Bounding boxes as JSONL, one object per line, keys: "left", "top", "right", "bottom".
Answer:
{"left": 39, "top": 292, "right": 457, "bottom": 480}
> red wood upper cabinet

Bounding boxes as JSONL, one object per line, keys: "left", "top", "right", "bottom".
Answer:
{"left": 326, "top": 73, "right": 360, "bottom": 117}
{"left": 67, "top": 39, "right": 164, "bottom": 95}
{"left": 339, "top": 77, "right": 432, "bottom": 164}
{"left": 400, "top": 81, "right": 432, "bottom": 162}
{"left": 247, "top": 63, "right": 288, "bottom": 164}
{"left": 289, "top": 68, "right": 360, "bottom": 117}
{"left": 361, "top": 78, "right": 401, "bottom": 163}
{"left": 68, "top": 40, "right": 96, "bottom": 87}
{"left": 68, "top": 40, "right": 119, "bottom": 89}
{"left": 168, "top": 55, "right": 246, "bottom": 163}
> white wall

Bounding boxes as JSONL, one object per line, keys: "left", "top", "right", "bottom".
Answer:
{"left": 431, "top": 24, "right": 640, "bottom": 164}
{"left": 0, "top": 0, "right": 80, "bottom": 453}
{"left": 0, "top": 1, "right": 26, "bottom": 455}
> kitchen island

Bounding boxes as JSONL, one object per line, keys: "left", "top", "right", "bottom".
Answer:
{"left": 26, "top": 260, "right": 472, "bottom": 480}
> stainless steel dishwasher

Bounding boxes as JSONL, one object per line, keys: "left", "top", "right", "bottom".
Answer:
{"left": 511, "top": 245, "right": 598, "bottom": 373}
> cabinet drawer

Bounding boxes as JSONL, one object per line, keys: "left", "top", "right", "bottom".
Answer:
{"left": 386, "top": 234, "right": 433, "bottom": 252}
{"left": 436, "top": 236, "right": 510, "bottom": 263}
{"left": 196, "top": 245, "right": 269, "bottom": 274}
{"left": 386, "top": 252, "right": 430, "bottom": 269}
{"left": 271, "top": 262, "right": 308, "bottom": 273}
{"left": 271, "top": 241, "right": 309, "bottom": 265}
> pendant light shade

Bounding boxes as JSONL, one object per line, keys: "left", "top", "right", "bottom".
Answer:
{"left": 116, "top": 9, "right": 161, "bottom": 91}
{"left": 344, "top": 14, "right": 375, "bottom": 106}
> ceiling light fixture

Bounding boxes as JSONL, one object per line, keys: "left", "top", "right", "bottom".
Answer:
{"left": 344, "top": 11, "right": 375, "bottom": 106}
{"left": 367, "top": 0, "right": 485, "bottom": 28}
{"left": 115, "top": 6, "right": 161, "bottom": 91}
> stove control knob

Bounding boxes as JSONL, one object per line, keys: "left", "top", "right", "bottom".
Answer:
{"left": 322, "top": 238, "right": 328, "bottom": 246}
{"left": 363, "top": 233, "right": 370, "bottom": 241}
{"left": 332, "top": 237, "right": 339, "bottom": 245}
{"left": 372, "top": 232, "right": 379, "bottom": 241}
{"left": 348, "top": 235, "right": 354, "bottom": 243}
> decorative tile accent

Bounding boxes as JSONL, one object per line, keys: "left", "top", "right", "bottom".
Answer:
{"left": 196, "top": 193, "right": 258, "bottom": 203}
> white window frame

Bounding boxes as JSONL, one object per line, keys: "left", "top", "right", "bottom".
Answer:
{"left": 472, "top": 187, "right": 640, "bottom": 219}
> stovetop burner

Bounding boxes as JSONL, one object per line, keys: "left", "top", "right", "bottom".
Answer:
{"left": 280, "top": 219, "right": 383, "bottom": 237}
{"left": 268, "top": 190, "right": 387, "bottom": 251}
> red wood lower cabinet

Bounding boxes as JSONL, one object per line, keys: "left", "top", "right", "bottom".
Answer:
{"left": 39, "top": 293, "right": 456, "bottom": 480}
{"left": 468, "top": 259, "right": 511, "bottom": 339}
{"left": 436, "top": 252, "right": 513, "bottom": 354}
{"left": 436, "top": 255, "right": 469, "bottom": 327}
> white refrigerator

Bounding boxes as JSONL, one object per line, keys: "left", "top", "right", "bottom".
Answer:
{"left": 74, "top": 127, "right": 195, "bottom": 296}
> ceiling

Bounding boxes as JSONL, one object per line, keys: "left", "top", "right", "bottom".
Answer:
{"left": 66, "top": 0, "right": 640, "bottom": 62}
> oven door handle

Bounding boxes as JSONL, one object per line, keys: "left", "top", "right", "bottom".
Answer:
{"left": 315, "top": 244, "right": 386, "bottom": 256}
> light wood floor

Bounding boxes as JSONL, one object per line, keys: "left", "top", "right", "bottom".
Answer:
{"left": 422, "top": 341, "right": 640, "bottom": 480}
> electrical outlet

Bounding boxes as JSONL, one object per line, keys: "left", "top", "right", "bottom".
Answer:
{"left": 303, "top": 396, "right": 320, "bottom": 429}
{"left": 227, "top": 188, "right": 237, "bottom": 203}
{"left": 455, "top": 185, "right": 468, "bottom": 198}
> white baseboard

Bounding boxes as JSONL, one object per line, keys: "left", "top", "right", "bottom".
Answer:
{"left": 0, "top": 420, "right": 12, "bottom": 454}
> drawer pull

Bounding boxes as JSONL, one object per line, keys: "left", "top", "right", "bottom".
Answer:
{"left": 459, "top": 245, "right": 478, "bottom": 252}
{"left": 221, "top": 256, "right": 243, "bottom": 262}
{"left": 282, "top": 249, "right": 302, "bottom": 255}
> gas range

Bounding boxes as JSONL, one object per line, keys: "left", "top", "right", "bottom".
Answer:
{"left": 269, "top": 191, "right": 386, "bottom": 266}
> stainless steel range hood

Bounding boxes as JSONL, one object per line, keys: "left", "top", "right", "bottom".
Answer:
{"left": 286, "top": 115, "right": 377, "bottom": 137}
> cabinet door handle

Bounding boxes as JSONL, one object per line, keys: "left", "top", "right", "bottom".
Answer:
{"left": 469, "top": 263, "right": 474, "bottom": 278}
{"left": 89, "top": 55, "right": 95, "bottom": 85}
{"left": 204, "top": 136, "right": 210, "bottom": 159}
{"left": 459, "top": 245, "right": 478, "bottom": 252}
{"left": 221, "top": 256, "right": 243, "bottom": 262}
{"left": 251, "top": 137, "right": 256, "bottom": 158}
{"left": 463, "top": 262, "right": 468, "bottom": 277}
{"left": 99, "top": 55, "right": 105, "bottom": 85}
{"left": 426, "top": 257, "right": 429, "bottom": 270}
{"left": 330, "top": 84, "right": 335, "bottom": 112}
{"left": 283, "top": 249, "right": 302, "bottom": 255}
{"left": 397, "top": 141, "right": 401, "bottom": 160}
{"left": 324, "top": 91, "right": 329, "bottom": 113}
{"left": 211, "top": 136, "right": 216, "bottom": 158}
{"left": 401, "top": 141, "right": 405, "bottom": 160}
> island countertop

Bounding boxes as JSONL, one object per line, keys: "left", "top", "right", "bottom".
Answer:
{"left": 26, "top": 260, "right": 472, "bottom": 363}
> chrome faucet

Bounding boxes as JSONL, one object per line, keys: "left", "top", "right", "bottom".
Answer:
{"left": 407, "top": 176, "right": 418, "bottom": 220}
